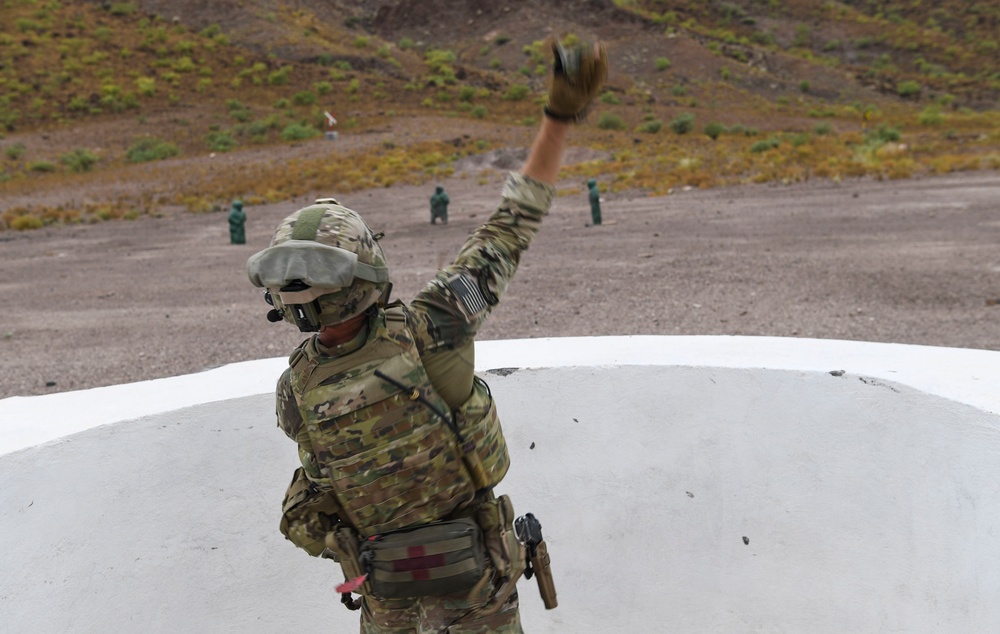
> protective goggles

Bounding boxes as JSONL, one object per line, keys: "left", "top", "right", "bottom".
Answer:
{"left": 247, "top": 239, "right": 389, "bottom": 290}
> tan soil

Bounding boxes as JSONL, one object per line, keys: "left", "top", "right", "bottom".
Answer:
{"left": 2, "top": 128, "right": 998, "bottom": 399}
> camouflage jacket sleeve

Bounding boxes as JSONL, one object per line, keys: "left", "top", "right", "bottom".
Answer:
{"left": 276, "top": 366, "right": 326, "bottom": 482}
{"left": 407, "top": 172, "right": 556, "bottom": 354}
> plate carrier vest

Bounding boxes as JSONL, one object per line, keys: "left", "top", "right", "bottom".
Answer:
{"left": 287, "top": 303, "right": 510, "bottom": 538}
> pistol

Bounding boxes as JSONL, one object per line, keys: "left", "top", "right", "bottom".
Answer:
{"left": 514, "top": 513, "right": 557, "bottom": 609}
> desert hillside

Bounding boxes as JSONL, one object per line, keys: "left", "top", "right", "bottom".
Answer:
{"left": 0, "top": 0, "right": 996, "bottom": 228}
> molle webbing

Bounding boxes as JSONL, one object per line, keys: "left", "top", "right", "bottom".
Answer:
{"left": 291, "top": 308, "right": 475, "bottom": 537}
{"left": 290, "top": 306, "right": 510, "bottom": 537}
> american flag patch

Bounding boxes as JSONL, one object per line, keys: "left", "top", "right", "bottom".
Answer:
{"left": 448, "top": 273, "right": 489, "bottom": 316}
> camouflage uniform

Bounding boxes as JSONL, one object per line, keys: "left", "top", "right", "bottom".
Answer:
{"left": 275, "top": 172, "right": 555, "bottom": 633}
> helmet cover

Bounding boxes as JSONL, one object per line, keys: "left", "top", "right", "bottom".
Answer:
{"left": 247, "top": 199, "right": 389, "bottom": 328}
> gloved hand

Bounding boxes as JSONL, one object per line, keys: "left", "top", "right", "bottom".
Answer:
{"left": 544, "top": 39, "right": 608, "bottom": 123}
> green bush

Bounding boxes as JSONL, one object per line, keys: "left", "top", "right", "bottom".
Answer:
{"left": 314, "top": 81, "right": 333, "bottom": 95}
{"left": 12, "top": 215, "right": 44, "bottom": 231}
{"left": 107, "top": 3, "right": 137, "bottom": 16}
{"left": 136, "top": 77, "right": 156, "bottom": 96}
{"left": 669, "top": 112, "right": 695, "bottom": 135}
{"left": 126, "top": 137, "right": 180, "bottom": 163}
{"left": 814, "top": 122, "right": 833, "bottom": 135}
{"left": 868, "top": 124, "right": 901, "bottom": 143}
{"left": 600, "top": 91, "right": 621, "bottom": 105}
{"left": 293, "top": 91, "right": 317, "bottom": 105}
{"left": 655, "top": 57, "right": 671, "bottom": 71}
{"left": 268, "top": 66, "right": 291, "bottom": 86}
{"left": 471, "top": 105, "right": 488, "bottom": 119}
{"left": 60, "top": 149, "right": 98, "bottom": 172}
{"left": 897, "top": 80, "right": 921, "bottom": 98}
{"left": 206, "top": 131, "right": 237, "bottom": 152}
{"left": 28, "top": 160, "right": 57, "bottom": 172}
{"left": 636, "top": 119, "right": 663, "bottom": 133}
{"left": 281, "top": 123, "right": 320, "bottom": 141}
{"left": 918, "top": 105, "right": 944, "bottom": 126}
{"left": 702, "top": 121, "right": 725, "bottom": 140}
{"left": 5, "top": 143, "right": 26, "bottom": 161}
{"left": 503, "top": 84, "right": 531, "bottom": 101}
{"left": 751, "top": 138, "right": 781, "bottom": 153}
{"left": 597, "top": 113, "right": 626, "bottom": 130}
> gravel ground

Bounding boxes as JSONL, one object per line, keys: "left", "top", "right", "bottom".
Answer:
{"left": 1, "top": 168, "right": 998, "bottom": 399}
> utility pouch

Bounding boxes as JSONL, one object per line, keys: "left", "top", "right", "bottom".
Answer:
{"left": 360, "top": 518, "right": 486, "bottom": 599}
{"left": 476, "top": 495, "right": 525, "bottom": 581}
{"left": 279, "top": 467, "right": 341, "bottom": 557}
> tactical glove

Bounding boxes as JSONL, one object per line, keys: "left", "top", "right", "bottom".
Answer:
{"left": 544, "top": 39, "right": 608, "bottom": 124}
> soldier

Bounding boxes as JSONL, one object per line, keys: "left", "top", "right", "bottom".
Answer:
{"left": 586, "top": 178, "right": 601, "bottom": 226}
{"left": 228, "top": 200, "right": 246, "bottom": 244}
{"left": 246, "top": 40, "right": 607, "bottom": 633}
{"left": 430, "top": 185, "right": 450, "bottom": 224}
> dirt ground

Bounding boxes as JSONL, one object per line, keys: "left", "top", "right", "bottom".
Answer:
{"left": 2, "top": 143, "right": 998, "bottom": 399}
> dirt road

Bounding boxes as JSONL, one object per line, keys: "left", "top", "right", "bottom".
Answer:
{"left": 2, "top": 168, "right": 998, "bottom": 398}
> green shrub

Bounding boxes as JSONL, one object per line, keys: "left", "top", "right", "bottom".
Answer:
{"left": 471, "top": 105, "right": 488, "bottom": 119}
{"left": 655, "top": 57, "right": 671, "bottom": 71}
{"left": 751, "top": 138, "right": 781, "bottom": 153}
{"left": 293, "top": 91, "right": 317, "bottom": 105}
{"left": 281, "top": 123, "right": 320, "bottom": 141}
{"left": 126, "top": 137, "right": 180, "bottom": 163}
{"left": 458, "top": 87, "right": 476, "bottom": 102}
{"left": 60, "top": 149, "right": 98, "bottom": 172}
{"left": 897, "top": 80, "right": 921, "bottom": 98}
{"left": 600, "top": 91, "right": 621, "bottom": 105}
{"left": 704, "top": 122, "right": 726, "bottom": 140}
{"left": 314, "top": 81, "right": 332, "bottom": 95}
{"left": 173, "top": 57, "right": 196, "bottom": 73}
{"left": 669, "top": 112, "right": 695, "bottom": 135}
{"left": 136, "top": 76, "right": 156, "bottom": 96}
{"left": 268, "top": 66, "right": 291, "bottom": 86}
{"left": 503, "top": 84, "right": 531, "bottom": 101}
{"left": 814, "top": 122, "right": 833, "bottom": 135}
{"left": 5, "top": 143, "right": 26, "bottom": 161}
{"left": 799, "top": 80, "right": 810, "bottom": 93}
{"left": 108, "top": 3, "right": 137, "bottom": 16}
{"left": 206, "top": 131, "right": 237, "bottom": 152}
{"left": 868, "top": 124, "right": 901, "bottom": 143}
{"left": 636, "top": 119, "right": 663, "bottom": 133}
{"left": 28, "top": 160, "right": 57, "bottom": 172}
{"left": 918, "top": 105, "right": 944, "bottom": 126}
{"left": 597, "top": 113, "right": 626, "bottom": 130}
{"left": 11, "top": 215, "right": 44, "bottom": 231}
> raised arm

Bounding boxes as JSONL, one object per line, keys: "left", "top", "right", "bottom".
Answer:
{"left": 408, "top": 40, "right": 608, "bottom": 405}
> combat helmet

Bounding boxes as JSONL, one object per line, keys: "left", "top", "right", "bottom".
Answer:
{"left": 246, "top": 198, "right": 390, "bottom": 332}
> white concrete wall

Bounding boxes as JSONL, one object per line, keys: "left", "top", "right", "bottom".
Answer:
{"left": 2, "top": 336, "right": 1000, "bottom": 633}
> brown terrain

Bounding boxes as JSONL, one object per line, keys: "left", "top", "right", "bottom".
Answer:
{"left": 1, "top": 1, "right": 998, "bottom": 398}
{"left": 2, "top": 137, "right": 998, "bottom": 398}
